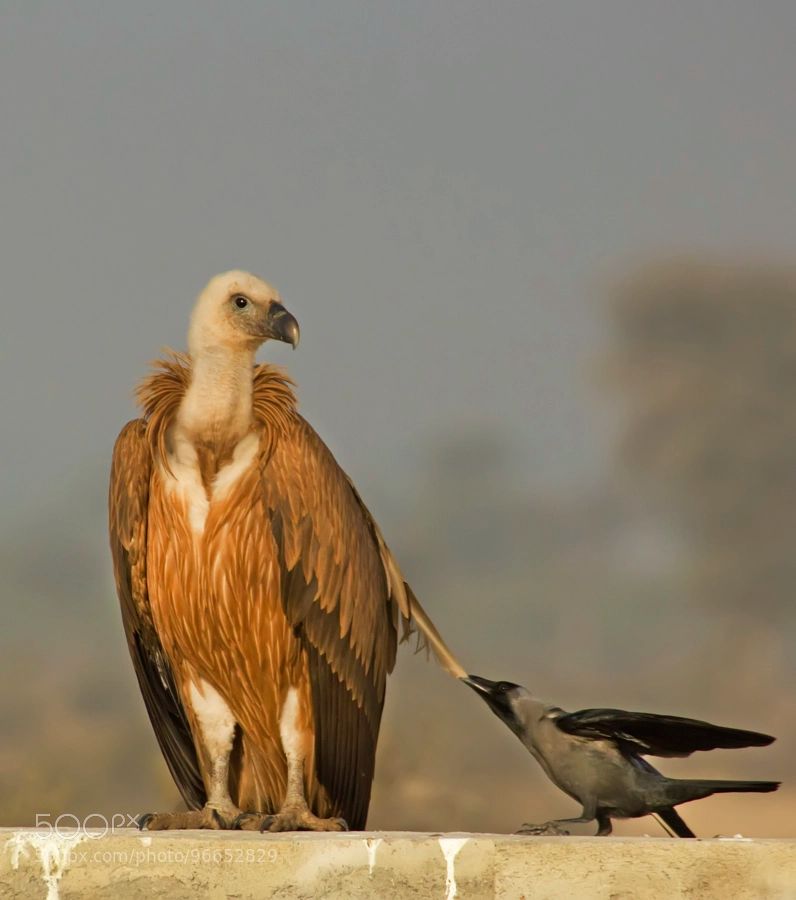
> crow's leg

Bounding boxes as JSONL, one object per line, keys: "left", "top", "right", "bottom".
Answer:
{"left": 595, "top": 811, "right": 613, "bottom": 835}
{"left": 656, "top": 807, "right": 696, "bottom": 838}
{"left": 140, "top": 680, "right": 242, "bottom": 831}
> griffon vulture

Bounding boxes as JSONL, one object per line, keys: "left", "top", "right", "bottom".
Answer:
{"left": 109, "top": 271, "right": 464, "bottom": 831}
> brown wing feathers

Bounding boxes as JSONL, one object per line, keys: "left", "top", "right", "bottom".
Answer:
{"left": 265, "top": 419, "right": 404, "bottom": 827}
{"left": 109, "top": 420, "right": 205, "bottom": 810}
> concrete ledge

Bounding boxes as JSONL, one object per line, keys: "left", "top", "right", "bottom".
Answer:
{"left": 2, "top": 828, "right": 795, "bottom": 899}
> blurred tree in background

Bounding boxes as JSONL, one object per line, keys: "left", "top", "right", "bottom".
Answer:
{"left": 606, "top": 259, "right": 796, "bottom": 691}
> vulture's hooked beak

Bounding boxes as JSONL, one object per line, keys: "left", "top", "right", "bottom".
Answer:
{"left": 267, "top": 303, "right": 300, "bottom": 349}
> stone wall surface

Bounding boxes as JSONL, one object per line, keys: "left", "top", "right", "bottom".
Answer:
{"left": 1, "top": 829, "right": 795, "bottom": 899}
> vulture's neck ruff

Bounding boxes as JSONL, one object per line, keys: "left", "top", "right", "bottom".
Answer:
{"left": 136, "top": 351, "right": 297, "bottom": 484}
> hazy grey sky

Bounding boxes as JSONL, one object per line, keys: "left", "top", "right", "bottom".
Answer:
{"left": 3, "top": 1, "right": 796, "bottom": 514}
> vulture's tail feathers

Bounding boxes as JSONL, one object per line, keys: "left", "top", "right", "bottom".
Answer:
{"left": 402, "top": 583, "right": 467, "bottom": 679}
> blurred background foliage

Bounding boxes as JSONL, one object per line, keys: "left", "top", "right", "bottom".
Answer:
{"left": 2, "top": 258, "right": 794, "bottom": 836}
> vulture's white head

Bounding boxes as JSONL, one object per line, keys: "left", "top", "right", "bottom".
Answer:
{"left": 188, "top": 270, "right": 300, "bottom": 356}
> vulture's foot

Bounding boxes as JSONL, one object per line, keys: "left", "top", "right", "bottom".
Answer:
{"left": 138, "top": 804, "right": 242, "bottom": 831}
{"left": 235, "top": 807, "right": 348, "bottom": 832}
{"left": 230, "top": 813, "right": 264, "bottom": 831}
{"left": 515, "top": 821, "right": 571, "bottom": 836}
{"left": 264, "top": 808, "right": 348, "bottom": 833}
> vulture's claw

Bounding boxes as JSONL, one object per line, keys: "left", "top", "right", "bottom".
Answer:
{"left": 258, "top": 815, "right": 276, "bottom": 833}
{"left": 231, "top": 812, "right": 260, "bottom": 831}
{"left": 136, "top": 806, "right": 234, "bottom": 830}
{"left": 243, "top": 808, "right": 349, "bottom": 832}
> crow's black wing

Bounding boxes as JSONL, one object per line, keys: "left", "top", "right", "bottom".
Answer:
{"left": 555, "top": 708, "right": 774, "bottom": 758}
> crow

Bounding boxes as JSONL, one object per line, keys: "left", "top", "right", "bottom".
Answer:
{"left": 463, "top": 675, "right": 779, "bottom": 837}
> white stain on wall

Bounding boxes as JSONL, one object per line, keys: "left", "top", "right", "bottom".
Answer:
{"left": 6, "top": 830, "right": 86, "bottom": 900}
{"left": 438, "top": 836, "right": 469, "bottom": 900}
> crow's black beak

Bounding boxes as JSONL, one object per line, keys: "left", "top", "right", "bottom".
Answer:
{"left": 462, "top": 674, "right": 500, "bottom": 697}
{"left": 462, "top": 673, "right": 523, "bottom": 731}
{"left": 268, "top": 303, "right": 300, "bottom": 349}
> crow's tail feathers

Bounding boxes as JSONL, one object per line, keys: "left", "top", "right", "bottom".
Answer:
{"left": 673, "top": 779, "right": 780, "bottom": 807}
{"left": 695, "top": 779, "right": 780, "bottom": 795}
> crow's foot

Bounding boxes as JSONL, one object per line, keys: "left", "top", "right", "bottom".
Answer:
{"left": 515, "top": 821, "right": 571, "bottom": 836}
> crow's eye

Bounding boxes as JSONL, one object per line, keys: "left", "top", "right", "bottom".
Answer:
{"left": 233, "top": 295, "right": 249, "bottom": 310}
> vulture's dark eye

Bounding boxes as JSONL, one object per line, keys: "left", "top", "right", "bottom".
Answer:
{"left": 233, "top": 295, "right": 249, "bottom": 309}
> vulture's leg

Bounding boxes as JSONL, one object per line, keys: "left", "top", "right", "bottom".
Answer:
{"left": 237, "top": 687, "right": 347, "bottom": 833}
{"left": 140, "top": 680, "right": 242, "bottom": 831}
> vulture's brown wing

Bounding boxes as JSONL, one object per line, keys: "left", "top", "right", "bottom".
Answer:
{"left": 263, "top": 416, "right": 412, "bottom": 829}
{"left": 109, "top": 419, "right": 205, "bottom": 809}
{"left": 555, "top": 708, "right": 775, "bottom": 758}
